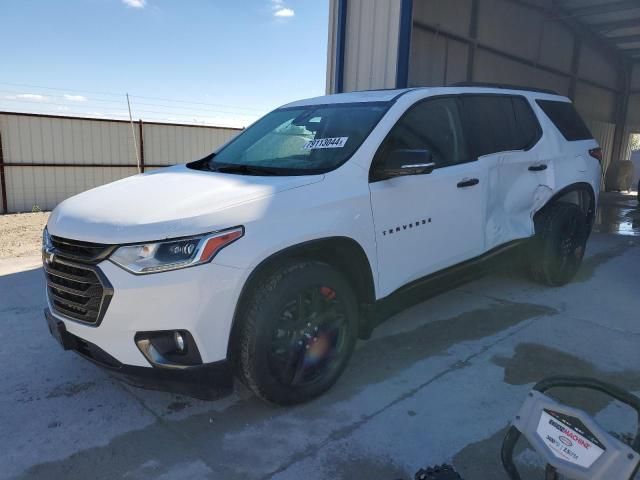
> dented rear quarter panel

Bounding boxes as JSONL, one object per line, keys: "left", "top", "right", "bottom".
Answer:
{"left": 484, "top": 94, "right": 601, "bottom": 251}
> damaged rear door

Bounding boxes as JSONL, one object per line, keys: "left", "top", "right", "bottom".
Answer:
{"left": 460, "top": 94, "right": 552, "bottom": 251}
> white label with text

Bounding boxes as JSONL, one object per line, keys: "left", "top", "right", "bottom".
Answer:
{"left": 303, "top": 137, "right": 348, "bottom": 150}
{"left": 536, "top": 410, "right": 605, "bottom": 468}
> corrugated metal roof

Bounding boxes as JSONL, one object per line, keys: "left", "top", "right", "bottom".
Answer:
{"left": 556, "top": 0, "right": 640, "bottom": 62}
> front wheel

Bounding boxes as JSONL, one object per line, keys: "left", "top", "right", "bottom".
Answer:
{"left": 528, "top": 202, "right": 588, "bottom": 286}
{"left": 236, "top": 260, "right": 358, "bottom": 405}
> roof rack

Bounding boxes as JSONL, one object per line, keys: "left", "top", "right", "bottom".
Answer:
{"left": 451, "top": 82, "right": 559, "bottom": 95}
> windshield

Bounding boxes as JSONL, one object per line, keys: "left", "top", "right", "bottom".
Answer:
{"left": 205, "top": 102, "right": 389, "bottom": 175}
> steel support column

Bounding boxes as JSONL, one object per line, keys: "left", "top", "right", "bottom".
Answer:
{"left": 335, "top": 0, "right": 348, "bottom": 93}
{"left": 395, "top": 0, "right": 414, "bottom": 88}
{"left": 0, "top": 129, "right": 7, "bottom": 214}
{"left": 466, "top": 0, "right": 479, "bottom": 82}
{"left": 138, "top": 119, "right": 145, "bottom": 173}
{"left": 568, "top": 38, "right": 582, "bottom": 100}
{"left": 611, "top": 64, "right": 632, "bottom": 166}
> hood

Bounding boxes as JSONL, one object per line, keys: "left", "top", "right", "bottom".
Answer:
{"left": 47, "top": 165, "right": 323, "bottom": 244}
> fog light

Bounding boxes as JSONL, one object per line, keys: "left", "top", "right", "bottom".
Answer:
{"left": 134, "top": 330, "right": 202, "bottom": 368}
{"left": 174, "top": 331, "right": 185, "bottom": 352}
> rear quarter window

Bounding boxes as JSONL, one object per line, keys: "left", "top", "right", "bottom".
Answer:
{"left": 536, "top": 100, "right": 593, "bottom": 141}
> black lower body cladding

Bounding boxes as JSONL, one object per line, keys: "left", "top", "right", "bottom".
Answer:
{"left": 45, "top": 309, "right": 233, "bottom": 400}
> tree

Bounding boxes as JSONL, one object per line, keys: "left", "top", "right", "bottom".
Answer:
{"left": 631, "top": 134, "right": 640, "bottom": 152}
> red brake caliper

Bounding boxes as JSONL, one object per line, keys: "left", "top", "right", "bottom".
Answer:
{"left": 320, "top": 286, "right": 336, "bottom": 300}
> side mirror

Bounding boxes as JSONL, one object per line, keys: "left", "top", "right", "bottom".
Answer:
{"left": 375, "top": 149, "right": 435, "bottom": 180}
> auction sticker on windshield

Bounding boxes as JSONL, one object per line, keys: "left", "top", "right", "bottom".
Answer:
{"left": 536, "top": 408, "right": 606, "bottom": 468}
{"left": 303, "top": 137, "right": 348, "bottom": 149}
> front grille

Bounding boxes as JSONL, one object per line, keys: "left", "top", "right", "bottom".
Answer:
{"left": 50, "top": 236, "right": 116, "bottom": 263}
{"left": 44, "top": 253, "right": 113, "bottom": 326}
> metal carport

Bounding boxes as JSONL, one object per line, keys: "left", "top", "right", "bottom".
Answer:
{"left": 326, "top": 0, "right": 640, "bottom": 183}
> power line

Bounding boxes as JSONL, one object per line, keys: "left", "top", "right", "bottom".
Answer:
{"left": 0, "top": 100, "right": 250, "bottom": 128}
{"left": 0, "top": 91, "right": 262, "bottom": 117}
{"left": 128, "top": 94, "right": 266, "bottom": 113}
{"left": 0, "top": 81, "right": 268, "bottom": 114}
{"left": 0, "top": 106, "right": 246, "bottom": 128}
{"left": 0, "top": 81, "right": 125, "bottom": 98}
{"left": 0, "top": 97, "right": 257, "bottom": 120}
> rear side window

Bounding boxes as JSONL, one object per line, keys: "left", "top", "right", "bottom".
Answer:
{"left": 536, "top": 100, "right": 593, "bottom": 141}
{"left": 460, "top": 95, "right": 541, "bottom": 158}
{"left": 512, "top": 97, "right": 541, "bottom": 149}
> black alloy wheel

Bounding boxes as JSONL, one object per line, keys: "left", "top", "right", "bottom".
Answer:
{"left": 268, "top": 285, "right": 349, "bottom": 388}
{"left": 530, "top": 202, "right": 588, "bottom": 286}
{"left": 236, "top": 260, "right": 358, "bottom": 404}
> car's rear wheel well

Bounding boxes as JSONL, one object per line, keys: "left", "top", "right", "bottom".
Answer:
{"left": 535, "top": 183, "right": 596, "bottom": 231}
{"left": 227, "top": 237, "right": 376, "bottom": 359}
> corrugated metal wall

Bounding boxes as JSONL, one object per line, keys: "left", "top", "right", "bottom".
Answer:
{"left": 0, "top": 112, "right": 240, "bottom": 213}
{"left": 327, "top": 0, "right": 627, "bottom": 168}
{"left": 142, "top": 123, "right": 236, "bottom": 169}
{"left": 586, "top": 120, "right": 616, "bottom": 186}
{"left": 326, "top": 0, "right": 340, "bottom": 94}
{"left": 342, "top": 0, "right": 402, "bottom": 92}
{"left": 409, "top": 0, "right": 620, "bottom": 128}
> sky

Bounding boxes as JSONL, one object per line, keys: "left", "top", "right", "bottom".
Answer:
{"left": 0, "top": 0, "right": 329, "bottom": 127}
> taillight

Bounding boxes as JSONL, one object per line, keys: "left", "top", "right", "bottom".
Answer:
{"left": 589, "top": 148, "right": 603, "bottom": 164}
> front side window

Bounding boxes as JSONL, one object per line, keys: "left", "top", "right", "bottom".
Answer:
{"left": 200, "top": 103, "right": 389, "bottom": 175}
{"left": 374, "top": 97, "right": 469, "bottom": 170}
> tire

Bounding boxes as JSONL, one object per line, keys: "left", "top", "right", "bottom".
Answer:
{"left": 236, "top": 260, "right": 358, "bottom": 405}
{"left": 529, "top": 202, "right": 588, "bottom": 287}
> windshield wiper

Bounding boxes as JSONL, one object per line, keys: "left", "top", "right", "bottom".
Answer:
{"left": 210, "top": 164, "right": 282, "bottom": 176}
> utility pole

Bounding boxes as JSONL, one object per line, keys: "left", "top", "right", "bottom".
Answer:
{"left": 126, "top": 93, "right": 141, "bottom": 173}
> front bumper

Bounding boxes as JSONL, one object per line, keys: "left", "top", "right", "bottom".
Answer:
{"left": 47, "top": 259, "right": 247, "bottom": 367}
{"left": 45, "top": 252, "right": 249, "bottom": 399}
{"left": 46, "top": 308, "right": 233, "bottom": 399}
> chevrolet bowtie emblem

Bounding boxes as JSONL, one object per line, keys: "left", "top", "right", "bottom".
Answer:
{"left": 44, "top": 249, "right": 55, "bottom": 264}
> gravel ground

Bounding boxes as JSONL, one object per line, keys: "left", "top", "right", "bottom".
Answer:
{"left": 0, "top": 212, "right": 49, "bottom": 259}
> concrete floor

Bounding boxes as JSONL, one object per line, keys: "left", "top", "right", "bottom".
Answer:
{"left": 1, "top": 193, "right": 639, "bottom": 480}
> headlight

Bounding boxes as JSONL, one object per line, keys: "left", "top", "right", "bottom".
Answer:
{"left": 109, "top": 227, "right": 243, "bottom": 274}
{"left": 42, "top": 227, "right": 53, "bottom": 251}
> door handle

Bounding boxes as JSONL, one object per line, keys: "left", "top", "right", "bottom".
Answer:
{"left": 528, "top": 164, "right": 547, "bottom": 172}
{"left": 457, "top": 178, "right": 479, "bottom": 188}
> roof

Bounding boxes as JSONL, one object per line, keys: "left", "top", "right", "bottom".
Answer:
{"left": 281, "top": 85, "right": 567, "bottom": 108}
{"left": 554, "top": 0, "right": 640, "bottom": 63}
{"left": 281, "top": 88, "right": 415, "bottom": 107}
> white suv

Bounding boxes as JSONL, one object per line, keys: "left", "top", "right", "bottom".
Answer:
{"left": 43, "top": 84, "right": 602, "bottom": 404}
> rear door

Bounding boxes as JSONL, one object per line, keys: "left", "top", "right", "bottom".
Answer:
{"left": 460, "top": 94, "right": 550, "bottom": 250}
{"left": 369, "top": 96, "right": 487, "bottom": 297}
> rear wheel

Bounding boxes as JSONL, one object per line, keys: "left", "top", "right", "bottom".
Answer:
{"left": 529, "top": 202, "right": 588, "bottom": 286}
{"left": 236, "top": 260, "right": 358, "bottom": 405}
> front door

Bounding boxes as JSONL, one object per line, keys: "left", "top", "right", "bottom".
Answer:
{"left": 369, "top": 97, "right": 487, "bottom": 297}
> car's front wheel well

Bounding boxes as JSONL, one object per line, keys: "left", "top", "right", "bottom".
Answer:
{"left": 227, "top": 237, "right": 376, "bottom": 359}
